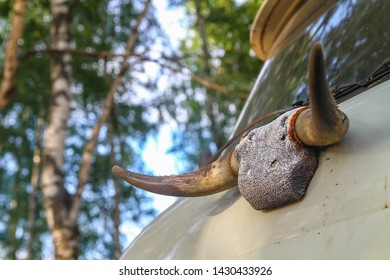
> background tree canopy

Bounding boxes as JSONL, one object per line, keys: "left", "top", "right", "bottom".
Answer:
{"left": 0, "top": 0, "right": 262, "bottom": 259}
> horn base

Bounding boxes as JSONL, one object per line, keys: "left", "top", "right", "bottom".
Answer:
{"left": 294, "top": 107, "right": 349, "bottom": 147}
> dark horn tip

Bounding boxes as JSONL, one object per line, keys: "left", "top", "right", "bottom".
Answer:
{"left": 312, "top": 41, "right": 323, "bottom": 51}
{"left": 311, "top": 42, "right": 325, "bottom": 60}
{"left": 310, "top": 42, "right": 326, "bottom": 68}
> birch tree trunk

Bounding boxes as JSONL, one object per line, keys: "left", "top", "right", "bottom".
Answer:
{"left": 41, "top": 0, "right": 151, "bottom": 259}
{"left": 42, "top": 0, "right": 77, "bottom": 259}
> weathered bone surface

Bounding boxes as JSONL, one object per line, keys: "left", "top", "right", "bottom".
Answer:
{"left": 235, "top": 109, "right": 318, "bottom": 210}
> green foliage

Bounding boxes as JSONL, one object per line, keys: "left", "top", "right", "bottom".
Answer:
{"left": 0, "top": 0, "right": 264, "bottom": 258}
{"left": 184, "top": 0, "right": 261, "bottom": 88}
{"left": 0, "top": 0, "right": 161, "bottom": 259}
{"left": 166, "top": 0, "right": 263, "bottom": 169}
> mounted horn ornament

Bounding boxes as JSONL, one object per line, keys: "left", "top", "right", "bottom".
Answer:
{"left": 112, "top": 42, "right": 349, "bottom": 210}
{"left": 112, "top": 149, "right": 238, "bottom": 197}
{"left": 292, "top": 43, "right": 349, "bottom": 147}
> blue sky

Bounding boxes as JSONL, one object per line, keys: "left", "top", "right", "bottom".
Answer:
{"left": 142, "top": 1, "right": 187, "bottom": 213}
{"left": 121, "top": 0, "right": 188, "bottom": 244}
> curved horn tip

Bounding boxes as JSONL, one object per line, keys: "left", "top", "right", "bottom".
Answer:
{"left": 311, "top": 41, "right": 323, "bottom": 53}
{"left": 111, "top": 152, "right": 239, "bottom": 197}
{"left": 293, "top": 42, "right": 349, "bottom": 147}
{"left": 309, "top": 41, "right": 328, "bottom": 84}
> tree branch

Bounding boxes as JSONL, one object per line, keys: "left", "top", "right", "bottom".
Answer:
{"left": 26, "top": 112, "right": 45, "bottom": 259}
{"left": 20, "top": 48, "right": 248, "bottom": 99}
{"left": 195, "top": 0, "right": 223, "bottom": 148}
{"left": 0, "top": 0, "right": 26, "bottom": 109}
{"left": 108, "top": 121, "right": 122, "bottom": 259}
{"left": 189, "top": 72, "right": 247, "bottom": 99}
{"left": 20, "top": 48, "right": 136, "bottom": 61}
{"left": 70, "top": 0, "right": 152, "bottom": 222}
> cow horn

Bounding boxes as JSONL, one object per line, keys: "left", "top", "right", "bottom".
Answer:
{"left": 112, "top": 150, "right": 238, "bottom": 196}
{"left": 293, "top": 42, "right": 349, "bottom": 146}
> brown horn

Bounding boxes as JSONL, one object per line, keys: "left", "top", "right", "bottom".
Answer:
{"left": 112, "top": 150, "right": 238, "bottom": 197}
{"left": 293, "top": 42, "right": 349, "bottom": 146}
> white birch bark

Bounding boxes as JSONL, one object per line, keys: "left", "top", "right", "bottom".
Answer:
{"left": 41, "top": 0, "right": 78, "bottom": 259}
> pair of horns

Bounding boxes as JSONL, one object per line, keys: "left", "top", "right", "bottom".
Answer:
{"left": 112, "top": 43, "right": 349, "bottom": 197}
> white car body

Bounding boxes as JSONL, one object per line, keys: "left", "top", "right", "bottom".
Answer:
{"left": 122, "top": 0, "right": 390, "bottom": 259}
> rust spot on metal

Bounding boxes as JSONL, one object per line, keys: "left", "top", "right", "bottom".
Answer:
{"left": 288, "top": 106, "right": 310, "bottom": 146}
{"left": 240, "top": 132, "right": 249, "bottom": 141}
